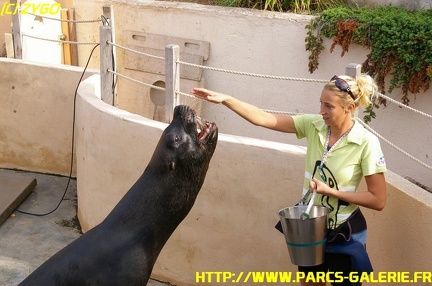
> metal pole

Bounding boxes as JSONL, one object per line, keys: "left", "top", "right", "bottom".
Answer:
{"left": 165, "top": 44, "right": 180, "bottom": 122}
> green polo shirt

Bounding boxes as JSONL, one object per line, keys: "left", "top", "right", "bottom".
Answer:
{"left": 293, "top": 114, "right": 387, "bottom": 229}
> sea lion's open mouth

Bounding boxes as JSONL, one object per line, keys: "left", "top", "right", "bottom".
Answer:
{"left": 172, "top": 105, "right": 217, "bottom": 145}
{"left": 196, "top": 117, "right": 216, "bottom": 144}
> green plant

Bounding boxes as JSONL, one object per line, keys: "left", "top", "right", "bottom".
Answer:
{"left": 305, "top": 6, "right": 432, "bottom": 112}
{"left": 214, "top": 0, "right": 345, "bottom": 13}
{"left": 290, "top": 0, "right": 346, "bottom": 13}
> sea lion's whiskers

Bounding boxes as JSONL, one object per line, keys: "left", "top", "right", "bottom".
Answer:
{"left": 198, "top": 102, "right": 221, "bottom": 115}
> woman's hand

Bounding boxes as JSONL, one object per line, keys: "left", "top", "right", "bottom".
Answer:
{"left": 309, "top": 178, "right": 332, "bottom": 196}
{"left": 191, "top": 87, "right": 297, "bottom": 133}
{"left": 191, "top": 88, "right": 231, "bottom": 104}
{"left": 309, "top": 173, "right": 386, "bottom": 211}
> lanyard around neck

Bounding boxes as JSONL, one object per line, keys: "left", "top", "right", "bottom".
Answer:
{"left": 318, "top": 122, "right": 354, "bottom": 171}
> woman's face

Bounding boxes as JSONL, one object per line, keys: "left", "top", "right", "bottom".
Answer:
{"left": 319, "top": 89, "right": 350, "bottom": 127}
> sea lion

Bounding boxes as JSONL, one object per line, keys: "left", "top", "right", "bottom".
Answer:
{"left": 19, "top": 105, "right": 218, "bottom": 285}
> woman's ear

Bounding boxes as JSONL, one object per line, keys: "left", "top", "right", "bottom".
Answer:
{"left": 346, "top": 103, "right": 356, "bottom": 114}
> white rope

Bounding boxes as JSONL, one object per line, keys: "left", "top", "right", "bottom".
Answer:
{"left": 177, "top": 90, "right": 195, "bottom": 99}
{"left": 107, "top": 69, "right": 165, "bottom": 91}
{"left": 178, "top": 60, "right": 432, "bottom": 121}
{"left": 178, "top": 60, "right": 328, "bottom": 82}
{"left": 22, "top": 33, "right": 98, "bottom": 45}
{"left": 376, "top": 92, "right": 432, "bottom": 120}
{"left": 24, "top": 11, "right": 102, "bottom": 23}
{"left": 107, "top": 41, "right": 164, "bottom": 61}
{"left": 355, "top": 117, "right": 432, "bottom": 170}
{"left": 263, "top": 109, "right": 299, "bottom": 116}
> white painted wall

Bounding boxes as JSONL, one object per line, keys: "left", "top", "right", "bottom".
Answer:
{"left": 0, "top": 58, "right": 97, "bottom": 175}
{"left": 71, "top": 0, "right": 432, "bottom": 189}
{"left": 20, "top": 0, "right": 62, "bottom": 64}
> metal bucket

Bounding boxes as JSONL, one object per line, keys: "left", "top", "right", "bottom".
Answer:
{"left": 278, "top": 205, "right": 328, "bottom": 266}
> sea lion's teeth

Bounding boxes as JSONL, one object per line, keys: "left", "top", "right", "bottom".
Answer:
{"left": 197, "top": 128, "right": 202, "bottom": 134}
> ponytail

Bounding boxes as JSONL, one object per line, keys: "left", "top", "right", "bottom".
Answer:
{"left": 325, "top": 74, "right": 378, "bottom": 109}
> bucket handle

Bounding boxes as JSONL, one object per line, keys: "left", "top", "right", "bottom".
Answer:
{"left": 297, "top": 189, "right": 311, "bottom": 206}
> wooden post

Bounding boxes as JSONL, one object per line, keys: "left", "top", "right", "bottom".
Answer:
{"left": 10, "top": 0, "right": 22, "bottom": 59}
{"left": 102, "top": 6, "right": 113, "bottom": 27}
{"left": 165, "top": 44, "right": 180, "bottom": 122}
{"left": 67, "top": 8, "right": 79, "bottom": 66}
{"left": 61, "top": 9, "right": 72, "bottom": 65}
{"left": 102, "top": 5, "right": 117, "bottom": 106}
{"left": 100, "top": 24, "right": 113, "bottom": 105}
{"left": 4, "top": 33, "right": 14, "bottom": 58}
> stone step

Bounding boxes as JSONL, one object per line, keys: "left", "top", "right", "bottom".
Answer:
{"left": 0, "top": 174, "right": 37, "bottom": 226}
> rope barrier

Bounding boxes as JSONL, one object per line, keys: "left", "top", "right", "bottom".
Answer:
{"left": 176, "top": 90, "right": 194, "bottom": 99}
{"left": 263, "top": 109, "right": 300, "bottom": 116}
{"left": 376, "top": 92, "right": 432, "bottom": 120}
{"left": 23, "top": 11, "right": 102, "bottom": 24}
{"left": 22, "top": 33, "right": 99, "bottom": 45}
{"left": 107, "top": 41, "right": 165, "bottom": 61}
{"left": 178, "top": 60, "right": 328, "bottom": 83}
{"left": 178, "top": 60, "right": 432, "bottom": 122}
{"left": 356, "top": 117, "right": 432, "bottom": 170}
{"left": 177, "top": 61, "right": 432, "bottom": 121}
{"left": 107, "top": 69, "right": 165, "bottom": 91}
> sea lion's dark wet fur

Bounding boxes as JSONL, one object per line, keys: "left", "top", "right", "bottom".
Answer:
{"left": 19, "top": 105, "right": 218, "bottom": 285}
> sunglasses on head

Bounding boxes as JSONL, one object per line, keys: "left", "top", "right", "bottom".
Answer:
{"left": 331, "top": 75, "right": 355, "bottom": 101}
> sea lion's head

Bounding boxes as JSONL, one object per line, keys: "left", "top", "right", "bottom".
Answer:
{"left": 149, "top": 105, "right": 218, "bottom": 188}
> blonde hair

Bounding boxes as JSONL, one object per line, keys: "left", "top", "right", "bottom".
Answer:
{"left": 324, "top": 74, "right": 378, "bottom": 109}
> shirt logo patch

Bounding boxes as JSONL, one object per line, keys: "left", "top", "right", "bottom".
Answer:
{"left": 377, "top": 156, "right": 386, "bottom": 167}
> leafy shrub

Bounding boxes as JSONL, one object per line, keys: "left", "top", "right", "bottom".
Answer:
{"left": 306, "top": 6, "right": 432, "bottom": 106}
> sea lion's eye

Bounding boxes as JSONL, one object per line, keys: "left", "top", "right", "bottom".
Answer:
{"left": 175, "top": 135, "right": 180, "bottom": 143}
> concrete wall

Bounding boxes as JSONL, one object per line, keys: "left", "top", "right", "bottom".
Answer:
{"left": 77, "top": 74, "right": 432, "bottom": 285}
{"left": 70, "top": 0, "right": 432, "bottom": 190}
{"left": 0, "top": 58, "right": 97, "bottom": 176}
